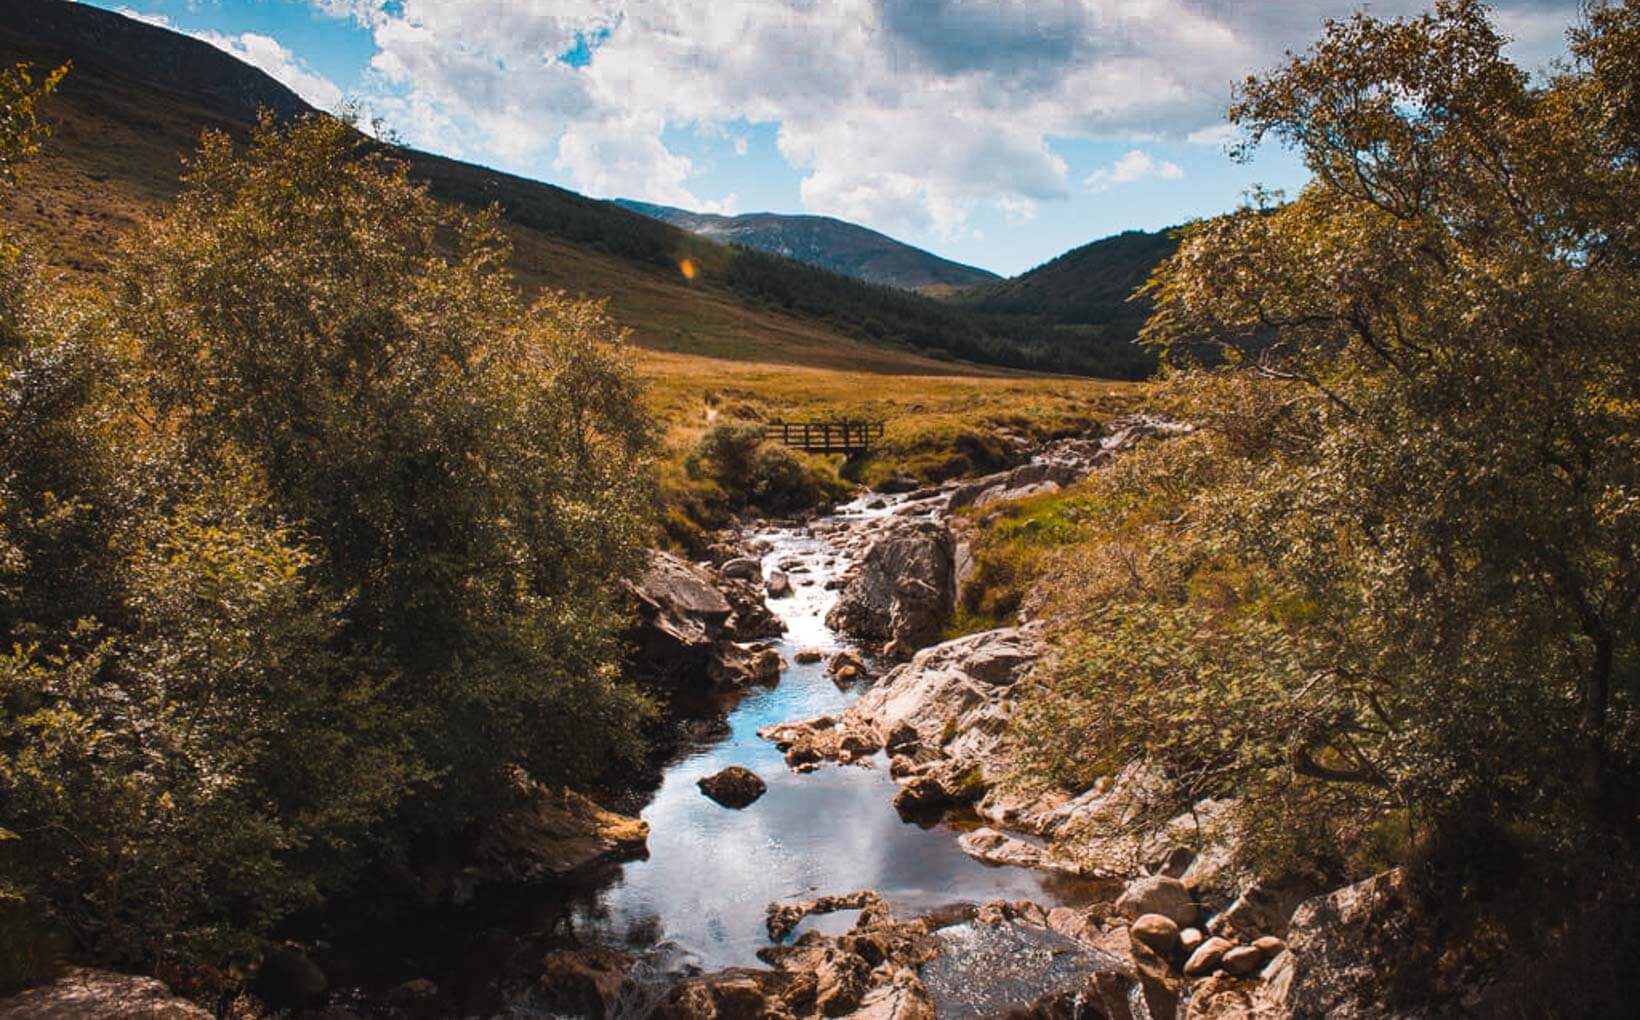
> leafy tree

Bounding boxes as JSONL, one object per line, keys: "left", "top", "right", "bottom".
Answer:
{"left": 117, "top": 113, "right": 657, "bottom": 802}
{"left": 1019, "top": 0, "right": 1639, "bottom": 890}
{"left": 1, "top": 101, "right": 659, "bottom": 983}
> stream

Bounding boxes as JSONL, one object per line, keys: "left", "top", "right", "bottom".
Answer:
{"left": 320, "top": 494, "right": 1091, "bottom": 1017}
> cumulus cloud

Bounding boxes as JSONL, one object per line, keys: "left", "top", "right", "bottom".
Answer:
{"left": 304, "top": 0, "right": 1580, "bottom": 234}
{"left": 1085, "top": 149, "right": 1184, "bottom": 192}
{"left": 119, "top": 8, "right": 344, "bottom": 111}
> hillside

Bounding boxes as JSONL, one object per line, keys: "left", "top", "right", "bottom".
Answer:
{"left": 615, "top": 199, "right": 1000, "bottom": 293}
{"left": 952, "top": 228, "right": 1179, "bottom": 354}
{"left": 0, "top": 0, "right": 1155, "bottom": 379}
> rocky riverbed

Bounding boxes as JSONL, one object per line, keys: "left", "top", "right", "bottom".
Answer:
{"left": 5, "top": 417, "right": 1414, "bottom": 1018}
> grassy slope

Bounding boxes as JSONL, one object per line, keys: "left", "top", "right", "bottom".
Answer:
{"left": 0, "top": 6, "right": 1138, "bottom": 492}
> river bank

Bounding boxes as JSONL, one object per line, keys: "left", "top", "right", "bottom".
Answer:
{"left": 4, "top": 418, "right": 1406, "bottom": 1019}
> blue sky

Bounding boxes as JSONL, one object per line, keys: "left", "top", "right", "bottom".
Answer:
{"left": 89, "top": 0, "right": 1581, "bottom": 277}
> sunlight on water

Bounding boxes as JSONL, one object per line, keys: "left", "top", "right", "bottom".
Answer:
{"left": 566, "top": 510, "right": 1071, "bottom": 971}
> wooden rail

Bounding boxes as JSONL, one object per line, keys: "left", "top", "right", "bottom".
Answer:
{"left": 763, "top": 419, "right": 886, "bottom": 456}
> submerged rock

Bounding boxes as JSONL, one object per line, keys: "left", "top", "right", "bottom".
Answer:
{"left": 698, "top": 765, "right": 768, "bottom": 808}
{"left": 0, "top": 969, "right": 210, "bottom": 1019}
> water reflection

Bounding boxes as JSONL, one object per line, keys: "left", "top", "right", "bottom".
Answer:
{"left": 565, "top": 518, "right": 1074, "bottom": 971}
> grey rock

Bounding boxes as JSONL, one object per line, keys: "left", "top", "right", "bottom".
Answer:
{"left": 628, "top": 550, "right": 734, "bottom": 677}
{"left": 825, "top": 519, "right": 955, "bottom": 655}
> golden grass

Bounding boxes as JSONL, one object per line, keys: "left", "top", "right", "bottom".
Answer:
{"left": 638, "top": 349, "right": 1141, "bottom": 484}
{"left": 0, "top": 50, "right": 1144, "bottom": 495}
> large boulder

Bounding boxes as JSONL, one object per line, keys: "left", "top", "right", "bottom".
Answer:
{"left": 698, "top": 765, "right": 768, "bottom": 808}
{"left": 628, "top": 550, "right": 733, "bottom": 677}
{"left": 826, "top": 519, "right": 955, "bottom": 656}
{"left": 1257, "top": 869, "right": 1413, "bottom": 1019}
{"left": 473, "top": 771, "right": 649, "bottom": 886}
{"left": 0, "top": 969, "right": 210, "bottom": 1019}
{"left": 1116, "top": 875, "right": 1199, "bottom": 927}
{"left": 760, "top": 627, "right": 1042, "bottom": 811}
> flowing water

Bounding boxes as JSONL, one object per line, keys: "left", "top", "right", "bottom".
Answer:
{"left": 320, "top": 496, "right": 1092, "bottom": 1015}
{"left": 560, "top": 500, "right": 1082, "bottom": 973}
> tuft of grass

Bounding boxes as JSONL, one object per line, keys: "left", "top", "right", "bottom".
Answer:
{"left": 950, "top": 487, "right": 1099, "bottom": 637}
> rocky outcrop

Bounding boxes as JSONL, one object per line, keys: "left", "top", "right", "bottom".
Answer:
{"left": 944, "top": 417, "right": 1194, "bottom": 515}
{"left": 760, "top": 627, "right": 1040, "bottom": 805}
{"left": 825, "top": 519, "right": 955, "bottom": 657}
{"left": 1256, "top": 869, "right": 1414, "bottom": 1018}
{"left": 0, "top": 969, "right": 210, "bottom": 1019}
{"left": 698, "top": 765, "right": 768, "bottom": 808}
{"left": 472, "top": 771, "right": 649, "bottom": 887}
{"left": 629, "top": 550, "right": 734, "bottom": 675}
{"left": 629, "top": 549, "right": 784, "bottom": 684}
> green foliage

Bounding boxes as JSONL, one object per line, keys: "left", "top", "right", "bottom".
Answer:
{"left": 0, "top": 107, "right": 657, "bottom": 980}
{"left": 687, "top": 419, "right": 845, "bottom": 513}
{"left": 1016, "top": 0, "right": 1640, "bottom": 892}
{"left": 0, "top": 62, "right": 64, "bottom": 190}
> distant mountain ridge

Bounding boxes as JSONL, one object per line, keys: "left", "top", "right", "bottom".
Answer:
{"left": 615, "top": 199, "right": 1000, "bottom": 293}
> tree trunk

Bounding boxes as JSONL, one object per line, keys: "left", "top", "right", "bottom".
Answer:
{"left": 1580, "top": 628, "right": 1612, "bottom": 811}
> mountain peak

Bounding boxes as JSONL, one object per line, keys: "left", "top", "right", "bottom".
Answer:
{"left": 614, "top": 199, "right": 999, "bottom": 293}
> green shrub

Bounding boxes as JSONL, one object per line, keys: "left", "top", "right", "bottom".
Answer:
{"left": 688, "top": 419, "right": 845, "bottom": 513}
{"left": 0, "top": 107, "right": 657, "bottom": 978}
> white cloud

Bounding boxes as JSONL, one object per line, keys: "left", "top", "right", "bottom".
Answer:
{"left": 118, "top": 8, "right": 345, "bottom": 112}
{"left": 1084, "top": 149, "right": 1184, "bottom": 192}
{"left": 302, "top": 0, "right": 1580, "bottom": 234}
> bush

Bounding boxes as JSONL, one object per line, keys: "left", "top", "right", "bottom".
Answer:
{"left": 687, "top": 419, "right": 844, "bottom": 513}
{"left": 1013, "top": 0, "right": 1640, "bottom": 895}
{"left": 0, "top": 106, "right": 658, "bottom": 979}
